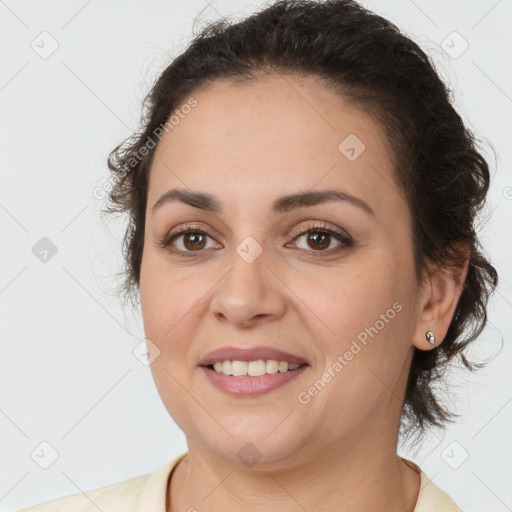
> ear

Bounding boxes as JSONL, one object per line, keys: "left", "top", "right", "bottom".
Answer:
{"left": 412, "top": 250, "right": 470, "bottom": 351}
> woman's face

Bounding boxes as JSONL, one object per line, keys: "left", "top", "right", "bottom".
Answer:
{"left": 139, "top": 74, "right": 427, "bottom": 466}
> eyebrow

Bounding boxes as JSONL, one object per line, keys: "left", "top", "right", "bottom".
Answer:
{"left": 151, "top": 187, "right": 375, "bottom": 216}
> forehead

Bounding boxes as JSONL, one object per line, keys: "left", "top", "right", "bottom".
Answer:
{"left": 147, "top": 74, "right": 404, "bottom": 220}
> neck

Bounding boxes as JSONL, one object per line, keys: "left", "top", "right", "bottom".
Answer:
{"left": 168, "top": 433, "right": 420, "bottom": 512}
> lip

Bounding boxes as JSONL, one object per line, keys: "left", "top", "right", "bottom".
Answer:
{"left": 200, "top": 364, "right": 309, "bottom": 397}
{"left": 198, "top": 345, "right": 309, "bottom": 367}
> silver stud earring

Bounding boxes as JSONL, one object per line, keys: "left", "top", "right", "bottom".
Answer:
{"left": 425, "top": 330, "right": 436, "bottom": 345}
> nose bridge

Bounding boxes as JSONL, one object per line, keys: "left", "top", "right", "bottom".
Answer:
{"left": 222, "top": 235, "right": 269, "bottom": 305}
{"left": 210, "top": 235, "right": 286, "bottom": 325}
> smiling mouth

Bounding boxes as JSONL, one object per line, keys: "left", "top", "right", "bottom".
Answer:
{"left": 200, "top": 360, "right": 310, "bottom": 397}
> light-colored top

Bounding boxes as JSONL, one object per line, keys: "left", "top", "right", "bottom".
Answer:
{"left": 17, "top": 454, "right": 462, "bottom": 511}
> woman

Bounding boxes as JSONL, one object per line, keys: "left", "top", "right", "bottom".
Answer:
{"left": 18, "top": 0, "right": 498, "bottom": 510}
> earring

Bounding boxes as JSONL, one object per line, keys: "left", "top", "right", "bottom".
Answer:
{"left": 425, "top": 330, "right": 436, "bottom": 345}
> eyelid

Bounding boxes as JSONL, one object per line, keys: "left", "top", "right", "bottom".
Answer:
{"left": 288, "top": 220, "right": 351, "bottom": 240}
{"left": 166, "top": 222, "right": 219, "bottom": 240}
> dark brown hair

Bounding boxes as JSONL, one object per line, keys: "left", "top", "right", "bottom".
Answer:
{"left": 104, "top": 0, "right": 498, "bottom": 443}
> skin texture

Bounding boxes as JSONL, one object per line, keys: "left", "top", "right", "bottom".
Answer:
{"left": 139, "top": 74, "right": 468, "bottom": 512}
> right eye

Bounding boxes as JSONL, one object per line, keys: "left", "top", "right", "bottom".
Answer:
{"left": 156, "top": 225, "right": 221, "bottom": 256}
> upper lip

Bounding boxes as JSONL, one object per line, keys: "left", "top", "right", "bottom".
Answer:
{"left": 199, "top": 346, "right": 309, "bottom": 367}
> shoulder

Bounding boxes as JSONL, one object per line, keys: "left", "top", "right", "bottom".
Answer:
{"left": 413, "top": 465, "right": 463, "bottom": 511}
{"left": 16, "top": 473, "right": 153, "bottom": 512}
{"left": 16, "top": 454, "right": 187, "bottom": 512}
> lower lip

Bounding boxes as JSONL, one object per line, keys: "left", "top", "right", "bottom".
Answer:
{"left": 200, "top": 365, "right": 308, "bottom": 396}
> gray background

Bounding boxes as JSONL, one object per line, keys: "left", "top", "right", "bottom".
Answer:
{"left": 1, "top": 1, "right": 511, "bottom": 510}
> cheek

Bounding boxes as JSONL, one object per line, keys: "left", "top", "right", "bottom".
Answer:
{"left": 289, "top": 262, "right": 400, "bottom": 340}
{"left": 139, "top": 251, "right": 220, "bottom": 377}
{"left": 300, "top": 264, "right": 413, "bottom": 396}
{"left": 140, "top": 252, "right": 193, "bottom": 348}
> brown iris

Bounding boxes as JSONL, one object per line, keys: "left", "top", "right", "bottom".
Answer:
{"left": 183, "top": 233, "right": 207, "bottom": 251}
{"left": 307, "top": 232, "right": 330, "bottom": 250}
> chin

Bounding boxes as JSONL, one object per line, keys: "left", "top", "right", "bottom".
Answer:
{"left": 192, "top": 416, "right": 312, "bottom": 468}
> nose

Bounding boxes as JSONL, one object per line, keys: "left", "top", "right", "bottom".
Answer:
{"left": 209, "top": 244, "right": 288, "bottom": 329}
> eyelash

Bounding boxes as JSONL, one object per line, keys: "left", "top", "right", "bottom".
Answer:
{"left": 156, "top": 221, "right": 354, "bottom": 257}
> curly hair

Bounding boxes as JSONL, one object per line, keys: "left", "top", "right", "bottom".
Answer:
{"left": 103, "top": 0, "right": 498, "bottom": 443}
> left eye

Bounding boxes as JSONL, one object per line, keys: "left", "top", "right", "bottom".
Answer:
{"left": 291, "top": 228, "right": 350, "bottom": 252}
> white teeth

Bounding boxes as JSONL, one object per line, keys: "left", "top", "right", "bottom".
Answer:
{"left": 222, "top": 360, "right": 232, "bottom": 375}
{"left": 210, "top": 359, "right": 303, "bottom": 376}
{"left": 248, "top": 360, "right": 266, "bottom": 377}
{"left": 231, "top": 360, "right": 248, "bottom": 376}
{"left": 266, "top": 360, "right": 279, "bottom": 374}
